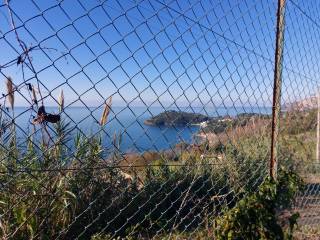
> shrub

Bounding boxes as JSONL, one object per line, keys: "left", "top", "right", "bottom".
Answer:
{"left": 214, "top": 168, "right": 304, "bottom": 240}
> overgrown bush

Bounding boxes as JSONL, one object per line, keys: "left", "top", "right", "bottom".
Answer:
{"left": 282, "top": 110, "right": 317, "bottom": 135}
{"left": 64, "top": 160, "right": 233, "bottom": 239}
{"left": 0, "top": 132, "right": 235, "bottom": 239}
{"left": 214, "top": 168, "right": 304, "bottom": 240}
{"left": 0, "top": 120, "right": 299, "bottom": 239}
{"left": 0, "top": 104, "right": 311, "bottom": 239}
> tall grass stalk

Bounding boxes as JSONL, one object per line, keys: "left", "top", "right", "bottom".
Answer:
{"left": 58, "top": 89, "right": 64, "bottom": 113}
{"left": 100, "top": 96, "right": 112, "bottom": 126}
{"left": 6, "top": 77, "right": 14, "bottom": 111}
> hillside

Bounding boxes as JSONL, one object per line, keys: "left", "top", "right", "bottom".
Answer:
{"left": 201, "top": 113, "right": 270, "bottom": 134}
{"left": 284, "top": 96, "right": 318, "bottom": 111}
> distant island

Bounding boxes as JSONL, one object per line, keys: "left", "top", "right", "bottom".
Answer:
{"left": 144, "top": 110, "right": 210, "bottom": 127}
{"left": 144, "top": 110, "right": 270, "bottom": 129}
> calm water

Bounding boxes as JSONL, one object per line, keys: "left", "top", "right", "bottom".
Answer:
{"left": 11, "top": 106, "right": 271, "bottom": 152}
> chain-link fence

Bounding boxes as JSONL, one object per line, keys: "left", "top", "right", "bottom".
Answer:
{"left": 280, "top": 1, "right": 320, "bottom": 238}
{"left": 0, "top": 0, "right": 319, "bottom": 239}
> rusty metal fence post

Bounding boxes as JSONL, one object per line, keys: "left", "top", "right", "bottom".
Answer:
{"left": 270, "top": 0, "right": 286, "bottom": 180}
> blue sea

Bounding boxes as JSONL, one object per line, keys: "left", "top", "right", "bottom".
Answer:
{"left": 10, "top": 106, "right": 271, "bottom": 153}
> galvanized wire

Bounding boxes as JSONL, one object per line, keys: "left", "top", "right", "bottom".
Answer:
{"left": 2, "top": 0, "right": 317, "bottom": 239}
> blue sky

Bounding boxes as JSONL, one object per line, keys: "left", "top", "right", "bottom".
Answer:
{"left": 0, "top": 0, "right": 317, "bottom": 109}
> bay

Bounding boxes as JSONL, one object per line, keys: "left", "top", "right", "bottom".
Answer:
{"left": 9, "top": 106, "right": 271, "bottom": 153}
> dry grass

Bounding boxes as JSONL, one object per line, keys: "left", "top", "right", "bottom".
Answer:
{"left": 31, "top": 85, "right": 37, "bottom": 105}
{"left": 294, "top": 225, "right": 320, "bottom": 240}
{"left": 58, "top": 89, "right": 64, "bottom": 112}
{"left": 6, "top": 77, "right": 14, "bottom": 110}
{"left": 100, "top": 96, "right": 112, "bottom": 126}
{"left": 197, "top": 118, "right": 270, "bottom": 148}
{"left": 118, "top": 151, "right": 161, "bottom": 169}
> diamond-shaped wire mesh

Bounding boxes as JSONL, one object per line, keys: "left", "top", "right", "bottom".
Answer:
{"left": 279, "top": 1, "right": 320, "bottom": 238}
{"left": 1, "top": 0, "right": 318, "bottom": 239}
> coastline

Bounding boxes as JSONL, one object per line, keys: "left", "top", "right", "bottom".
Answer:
{"left": 194, "top": 131, "right": 218, "bottom": 143}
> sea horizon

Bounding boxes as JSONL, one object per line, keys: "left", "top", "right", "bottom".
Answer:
{"left": 6, "top": 105, "right": 272, "bottom": 153}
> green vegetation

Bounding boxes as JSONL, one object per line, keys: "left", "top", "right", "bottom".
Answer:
{"left": 0, "top": 100, "right": 316, "bottom": 239}
{"left": 215, "top": 168, "right": 303, "bottom": 240}
{"left": 144, "top": 110, "right": 209, "bottom": 126}
{"left": 201, "top": 113, "right": 270, "bottom": 134}
{"left": 90, "top": 170, "right": 304, "bottom": 240}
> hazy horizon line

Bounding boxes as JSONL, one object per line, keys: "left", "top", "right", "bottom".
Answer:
{"left": 12, "top": 104, "right": 273, "bottom": 108}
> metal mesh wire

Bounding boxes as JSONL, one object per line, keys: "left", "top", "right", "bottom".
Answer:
{"left": 280, "top": 0, "right": 320, "bottom": 238}
{"left": 0, "top": 0, "right": 318, "bottom": 239}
